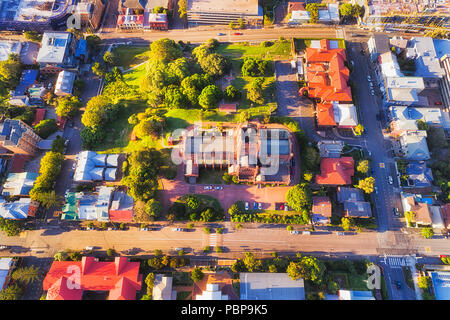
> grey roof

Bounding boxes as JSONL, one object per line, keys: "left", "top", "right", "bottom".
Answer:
{"left": 409, "top": 37, "right": 445, "bottom": 78}
{"left": 240, "top": 273, "right": 305, "bottom": 300}
{"left": 406, "top": 161, "right": 433, "bottom": 187}
{"left": 36, "top": 32, "right": 72, "bottom": 65}
{"left": 110, "top": 191, "right": 134, "bottom": 211}
{"left": 317, "top": 140, "right": 344, "bottom": 158}
{"left": 370, "top": 34, "right": 390, "bottom": 55}
{"left": 54, "top": 71, "right": 76, "bottom": 96}
{"left": 337, "top": 187, "right": 372, "bottom": 218}
{"left": 152, "top": 274, "right": 175, "bottom": 300}
{"left": 74, "top": 151, "right": 119, "bottom": 182}
{"left": 399, "top": 131, "right": 430, "bottom": 160}
{"left": 0, "top": 197, "right": 31, "bottom": 219}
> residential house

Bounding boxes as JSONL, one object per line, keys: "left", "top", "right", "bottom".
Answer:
{"left": 312, "top": 196, "right": 332, "bottom": 224}
{"left": 318, "top": 4, "right": 339, "bottom": 24}
{"left": 389, "top": 105, "right": 450, "bottom": 132}
{"left": 109, "top": 191, "right": 134, "bottom": 222}
{"left": 54, "top": 71, "right": 76, "bottom": 96}
{"left": 75, "top": 39, "right": 88, "bottom": 63}
{"left": 368, "top": 34, "right": 390, "bottom": 62}
{"left": 143, "top": 12, "right": 168, "bottom": 30}
{"left": 43, "top": 256, "right": 142, "bottom": 300}
{"left": 405, "top": 162, "right": 433, "bottom": 188}
{"left": 397, "top": 130, "right": 430, "bottom": 161}
{"left": 0, "top": 40, "right": 22, "bottom": 62}
{"left": 401, "top": 193, "right": 433, "bottom": 226}
{"left": 389, "top": 37, "right": 408, "bottom": 53}
{"left": 0, "top": 257, "right": 16, "bottom": 291}
{"left": 317, "top": 140, "right": 344, "bottom": 158}
{"left": 435, "top": 38, "right": 450, "bottom": 112}
{"left": 0, "top": 119, "right": 42, "bottom": 155}
{"left": 1, "top": 172, "right": 39, "bottom": 196}
{"left": 8, "top": 69, "right": 39, "bottom": 107}
{"left": 36, "top": 32, "right": 77, "bottom": 73}
{"left": 152, "top": 275, "right": 176, "bottom": 300}
{"left": 317, "top": 102, "right": 358, "bottom": 129}
{"left": 117, "top": 11, "right": 144, "bottom": 29}
{"left": 339, "top": 290, "right": 375, "bottom": 300}
{"left": 240, "top": 273, "right": 305, "bottom": 300}
{"left": 74, "top": 151, "right": 120, "bottom": 182}
{"left": 61, "top": 187, "right": 113, "bottom": 221}
{"left": 186, "top": 0, "right": 263, "bottom": 27}
{"left": 196, "top": 283, "right": 229, "bottom": 300}
{"left": 288, "top": 2, "right": 310, "bottom": 24}
{"left": 337, "top": 187, "right": 372, "bottom": 218}
{"left": 0, "top": 197, "right": 32, "bottom": 219}
{"left": 301, "top": 39, "right": 352, "bottom": 104}
{"left": 431, "top": 271, "right": 450, "bottom": 300}
{"left": 316, "top": 157, "right": 354, "bottom": 186}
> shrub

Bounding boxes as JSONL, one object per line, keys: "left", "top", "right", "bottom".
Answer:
{"left": 33, "top": 119, "right": 58, "bottom": 139}
{"left": 203, "top": 227, "right": 211, "bottom": 234}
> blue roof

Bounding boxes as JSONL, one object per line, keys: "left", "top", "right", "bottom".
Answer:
{"left": 406, "top": 162, "right": 433, "bottom": 187}
{"left": 415, "top": 196, "right": 433, "bottom": 205}
{"left": 12, "top": 70, "right": 38, "bottom": 97}
{"left": 75, "top": 39, "right": 87, "bottom": 58}
{"left": 431, "top": 272, "right": 450, "bottom": 300}
{"left": 433, "top": 39, "right": 450, "bottom": 59}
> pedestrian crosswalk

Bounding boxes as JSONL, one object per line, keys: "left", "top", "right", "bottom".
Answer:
{"left": 385, "top": 255, "right": 407, "bottom": 268}
{"left": 209, "top": 234, "right": 217, "bottom": 247}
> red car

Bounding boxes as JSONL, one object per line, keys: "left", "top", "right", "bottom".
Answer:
{"left": 233, "top": 32, "right": 242, "bottom": 35}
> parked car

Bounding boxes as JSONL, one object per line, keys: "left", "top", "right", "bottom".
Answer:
{"left": 214, "top": 186, "right": 223, "bottom": 190}
{"left": 233, "top": 32, "right": 242, "bottom": 35}
{"left": 258, "top": 202, "right": 262, "bottom": 210}
{"left": 337, "top": 232, "right": 345, "bottom": 236}
{"left": 254, "top": 202, "right": 257, "bottom": 210}
{"left": 284, "top": 203, "right": 289, "bottom": 211}
{"left": 217, "top": 32, "right": 225, "bottom": 36}
{"left": 172, "top": 228, "right": 184, "bottom": 232}
{"left": 370, "top": 89, "right": 375, "bottom": 96}
{"left": 280, "top": 203, "right": 284, "bottom": 210}
{"left": 302, "top": 231, "right": 311, "bottom": 235}
{"left": 0, "top": 245, "right": 9, "bottom": 251}
{"left": 245, "top": 202, "right": 249, "bottom": 210}
{"left": 204, "top": 186, "right": 213, "bottom": 190}
{"left": 395, "top": 281, "right": 402, "bottom": 289}
{"left": 290, "top": 230, "right": 301, "bottom": 235}
{"left": 388, "top": 176, "right": 393, "bottom": 184}
{"left": 374, "top": 186, "right": 378, "bottom": 194}
{"left": 72, "top": 163, "right": 76, "bottom": 170}
{"left": 140, "top": 228, "right": 148, "bottom": 231}
{"left": 393, "top": 208, "right": 399, "bottom": 216}
{"left": 85, "top": 246, "right": 94, "bottom": 251}
{"left": 367, "top": 75, "right": 372, "bottom": 81}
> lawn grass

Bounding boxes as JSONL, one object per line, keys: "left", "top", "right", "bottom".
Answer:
{"left": 173, "top": 272, "right": 193, "bottom": 286}
{"left": 215, "top": 41, "right": 292, "bottom": 61}
{"left": 176, "top": 291, "right": 191, "bottom": 300}
{"left": 123, "top": 63, "right": 147, "bottom": 89}
{"left": 197, "top": 168, "right": 226, "bottom": 184}
{"left": 112, "top": 45, "right": 150, "bottom": 69}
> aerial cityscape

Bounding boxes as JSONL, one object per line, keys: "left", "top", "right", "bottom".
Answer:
{"left": 0, "top": 0, "right": 449, "bottom": 306}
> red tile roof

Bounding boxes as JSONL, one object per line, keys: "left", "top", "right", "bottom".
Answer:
{"left": 43, "top": 257, "right": 142, "bottom": 300}
{"left": 32, "top": 108, "right": 46, "bottom": 126}
{"left": 109, "top": 210, "right": 134, "bottom": 222}
{"left": 304, "top": 40, "right": 352, "bottom": 103}
{"left": 288, "top": 1, "right": 306, "bottom": 12}
{"left": 316, "top": 103, "right": 336, "bottom": 126}
{"left": 10, "top": 154, "right": 31, "bottom": 173}
{"left": 316, "top": 157, "right": 355, "bottom": 185}
{"left": 312, "top": 196, "right": 332, "bottom": 216}
{"left": 46, "top": 276, "right": 83, "bottom": 300}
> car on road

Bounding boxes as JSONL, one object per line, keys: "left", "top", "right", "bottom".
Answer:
{"left": 388, "top": 176, "right": 393, "bottom": 184}
{"left": 172, "top": 228, "right": 185, "bottom": 232}
{"left": 214, "top": 186, "right": 223, "bottom": 190}
{"left": 47, "top": 82, "right": 52, "bottom": 90}
{"left": 0, "top": 245, "right": 9, "bottom": 250}
{"left": 337, "top": 232, "right": 345, "bottom": 236}
{"left": 245, "top": 202, "right": 249, "bottom": 210}
{"left": 217, "top": 32, "right": 225, "bottom": 36}
{"left": 374, "top": 186, "right": 378, "bottom": 194}
{"left": 370, "top": 89, "right": 375, "bottom": 96}
{"left": 258, "top": 202, "right": 262, "bottom": 210}
{"left": 290, "top": 230, "right": 301, "bottom": 235}
{"left": 394, "top": 281, "right": 402, "bottom": 289}
{"left": 280, "top": 203, "right": 284, "bottom": 210}
{"left": 72, "top": 163, "right": 76, "bottom": 170}
{"left": 393, "top": 208, "right": 399, "bottom": 216}
{"left": 140, "top": 227, "right": 148, "bottom": 231}
{"left": 254, "top": 202, "right": 258, "bottom": 210}
{"left": 233, "top": 32, "right": 243, "bottom": 35}
{"left": 367, "top": 75, "right": 371, "bottom": 81}
{"left": 203, "top": 186, "right": 213, "bottom": 190}
{"left": 303, "top": 231, "right": 311, "bottom": 235}
{"left": 360, "top": 49, "right": 365, "bottom": 55}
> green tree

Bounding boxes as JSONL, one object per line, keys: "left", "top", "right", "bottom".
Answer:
{"left": 305, "top": 4, "right": 319, "bottom": 23}
{"left": 303, "top": 173, "right": 313, "bottom": 182}
{"left": 229, "top": 21, "right": 236, "bottom": 30}
{"left": 404, "top": 211, "right": 416, "bottom": 227}
{"left": 32, "top": 191, "right": 63, "bottom": 209}
{"left": 224, "top": 85, "right": 241, "bottom": 102}
{"left": 149, "top": 38, "right": 183, "bottom": 63}
{"left": 91, "top": 62, "right": 106, "bottom": 77}
{"left": 242, "top": 58, "right": 269, "bottom": 77}
{"left": 417, "top": 119, "right": 429, "bottom": 131}
{"left": 106, "top": 248, "right": 116, "bottom": 256}
{"left": 357, "top": 160, "right": 369, "bottom": 174}
{"left": 304, "top": 146, "right": 321, "bottom": 171}
{"left": 238, "top": 17, "right": 245, "bottom": 29}
{"left": 354, "top": 124, "right": 365, "bottom": 136}
{"left": 328, "top": 281, "right": 340, "bottom": 294}
{"left": 103, "top": 51, "right": 117, "bottom": 66}
{"left": 340, "top": 3, "right": 353, "bottom": 17}
{"left": 145, "top": 272, "right": 155, "bottom": 295}
{"left": 69, "top": 251, "right": 82, "bottom": 261}
{"left": 201, "top": 209, "right": 214, "bottom": 222}
{"left": 11, "top": 266, "right": 40, "bottom": 285}
{"left": 0, "top": 54, "right": 21, "bottom": 88}
{"left": 418, "top": 276, "right": 430, "bottom": 289}
{"left": 54, "top": 251, "right": 68, "bottom": 261}
{"left": 81, "top": 95, "right": 110, "bottom": 128}
{"left": 421, "top": 227, "right": 434, "bottom": 239}
{"left": 24, "top": 31, "right": 42, "bottom": 42}
{"left": 145, "top": 199, "right": 162, "bottom": 220}
{"left": 269, "top": 264, "right": 277, "bottom": 273}
{"left": 56, "top": 95, "right": 81, "bottom": 118}
{"left": 33, "top": 119, "right": 58, "bottom": 139}
{"left": 86, "top": 35, "right": 102, "bottom": 54}
{"left": 286, "top": 183, "right": 312, "bottom": 212}
{"left": 178, "top": 0, "right": 187, "bottom": 18}
{"left": 198, "top": 85, "right": 222, "bottom": 109}
{"left": 134, "top": 115, "right": 165, "bottom": 139}
{"left": 355, "top": 177, "right": 376, "bottom": 194}
{"left": 243, "top": 252, "right": 262, "bottom": 272}
{"left": 0, "top": 284, "right": 23, "bottom": 300}
{"left": 51, "top": 136, "right": 66, "bottom": 153}
{"left": 191, "top": 267, "right": 204, "bottom": 282}
{"left": 287, "top": 225, "right": 294, "bottom": 231}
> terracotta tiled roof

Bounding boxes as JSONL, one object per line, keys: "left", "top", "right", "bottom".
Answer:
{"left": 312, "top": 196, "right": 332, "bottom": 216}
{"left": 412, "top": 202, "right": 432, "bottom": 224}
{"left": 316, "top": 103, "right": 336, "bottom": 126}
{"left": 316, "top": 157, "right": 354, "bottom": 185}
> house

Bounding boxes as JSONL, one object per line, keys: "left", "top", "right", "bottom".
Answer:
{"left": 74, "top": 0, "right": 106, "bottom": 30}
{"left": 74, "top": 151, "right": 120, "bottom": 182}
{"left": 143, "top": 12, "right": 168, "bottom": 30}
{"left": 240, "top": 273, "right": 305, "bottom": 300}
{"left": 339, "top": 290, "right": 375, "bottom": 300}
{"left": 0, "top": 40, "right": 22, "bottom": 62}
{"left": 180, "top": 122, "right": 294, "bottom": 185}
{"left": 0, "top": 257, "right": 16, "bottom": 291}
{"left": 317, "top": 140, "right": 344, "bottom": 158}
{"left": 152, "top": 275, "right": 176, "bottom": 300}
{"left": 54, "top": 71, "right": 76, "bottom": 96}
{"left": 109, "top": 191, "right": 134, "bottom": 222}
{"left": 302, "top": 39, "right": 352, "bottom": 104}
{"left": 43, "top": 256, "right": 142, "bottom": 300}
{"left": 36, "top": 32, "right": 77, "bottom": 73}
{"left": 368, "top": 34, "right": 390, "bottom": 62}
{"left": 0, "top": 197, "right": 32, "bottom": 219}
{"left": 389, "top": 105, "right": 450, "bottom": 131}
{"left": 117, "top": 12, "right": 144, "bottom": 29}
{"left": 337, "top": 187, "right": 372, "bottom": 218}
{"left": 332, "top": 102, "right": 358, "bottom": 129}
{"left": 62, "top": 187, "right": 113, "bottom": 221}
{"left": 1, "top": 172, "right": 39, "bottom": 196}
{"left": 401, "top": 193, "right": 433, "bottom": 226}
{"left": 288, "top": 2, "right": 310, "bottom": 24}
{"left": 0, "top": 119, "right": 42, "bottom": 155}
{"left": 316, "top": 157, "right": 354, "bottom": 186}
{"left": 186, "top": 0, "right": 263, "bottom": 27}
{"left": 75, "top": 39, "right": 88, "bottom": 63}
{"left": 196, "top": 283, "right": 229, "bottom": 300}
{"left": 318, "top": 4, "right": 339, "bottom": 24}
{"left": 405, "top": 162, "right": 433, "bottom": 188}
{"left": 312, "top": 196, "right": 332, "bottom": 224}
{"left": 398, "top": 130, "right": 430, "bottom": 161}
{"left": 8, "top": 69, "right": 39, "bottom": 107}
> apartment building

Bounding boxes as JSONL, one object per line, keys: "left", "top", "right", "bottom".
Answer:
{"left": 0, "top": 120, "right": 42, "bottom": 155}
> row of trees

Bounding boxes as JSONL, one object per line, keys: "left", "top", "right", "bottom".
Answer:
{"left": 168, "top": 194, "right": 224, "bottom": 222}
{"left": 29, "top": 151, "right": 64, "bottom": 208}
{"left": 128, "top": 108, "right": 165, "bottom": 140}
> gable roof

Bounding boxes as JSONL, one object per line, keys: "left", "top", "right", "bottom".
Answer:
{"left": 406, "top": 162, "right": 433, "bottom": 187}
{"left": 316, "top": 157, "right": 354, "bottom": 185}
{"left": 399, "top": 131, "right": 430, "bottom": 160}
{"left": 1, "top": 172, "right": 39, "bottom": 196}
{"left": 337, "top": 187, "right": 372, "bottom": 218}
{"left": 312, "top": 196, "right": 332, "bottom": 216}
{"left": 317, "top": 103, "right": 336, "bottom": 126}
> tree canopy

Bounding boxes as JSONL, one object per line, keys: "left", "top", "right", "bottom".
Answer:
{"left": 56, "top": 95, "right": 82, "bottom": 118}
{"left": 286, "top": 183, "right": 312, "bottom": 212}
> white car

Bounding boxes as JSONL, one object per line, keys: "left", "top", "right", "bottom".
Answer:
{"left": 72, "top": 163, "right": 76, "bottom": 170}
{"left": 258, "top": 203, "right": 262, "bottom": 210}
{"left": 203, "top": 186, "right": 212, "bottom": 190}
{"left": 374, "top": 186, "right": 378, "bottom": 194}
{"left": 245, "top": 202, "right": 249, "bottom": 210}
{"left": 214, "top": 186, "right": 223, "bottom": 190}
{"left": 367, "top": 75, "right": 371, "bottom": 81}
{"left": 388, "top": 176, "right": 393, "bottom": 184}
{"left": 290, "top": 230, "right": 301, "bottom": 235}
{"left": 370, "top": 90, "right": 375, "bottom": 96}
{"left": 172, "top": 228, "right": 184, "bottom": 232}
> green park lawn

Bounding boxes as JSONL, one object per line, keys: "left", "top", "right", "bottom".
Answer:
{"left": 112, "top": 45, "right": 150, "bottom": 69}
